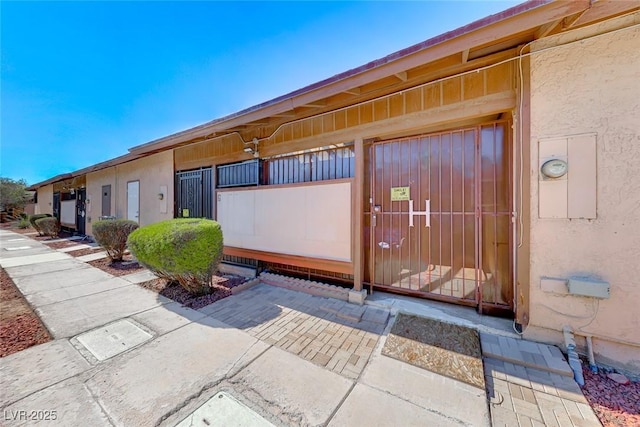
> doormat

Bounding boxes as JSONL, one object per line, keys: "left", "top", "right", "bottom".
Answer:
{"left": 382, "top": 313, "right": 484, "bottom": 389}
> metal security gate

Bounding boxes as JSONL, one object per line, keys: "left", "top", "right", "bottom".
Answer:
{"left": 366, "top": 121, "right": 513, "bottom": 314}
{"left": 175, "top": 168, "right": 213, "bottom": 219}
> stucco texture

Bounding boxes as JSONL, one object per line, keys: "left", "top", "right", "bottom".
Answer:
{"left": 85, "top": 151, "right": 174, "bottom": 236}
{"left": 34, "top": 184, "right": 53, "bottom": 215}
{"left": 527, "top": 18, "right": 640, "bottom": 371}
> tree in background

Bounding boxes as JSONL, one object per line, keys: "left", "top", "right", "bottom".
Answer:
{"left": 0, "top": 177, "right": 30, "bottom": 211}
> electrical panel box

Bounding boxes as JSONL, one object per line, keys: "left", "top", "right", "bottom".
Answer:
{"left": 567, "top": 277, "right": 610, "bottom": 299}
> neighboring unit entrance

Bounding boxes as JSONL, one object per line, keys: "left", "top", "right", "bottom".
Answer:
{"left": 127, "top": 181, "right": 140, "bottom": 223}
{"left": 175, "top": 168, "right": 213, "bottom": 219}
{"left": 75, "top": 188, "right": 86, "bottom": 235}
{"left": 101, "top": 185, "right": 111, "bottom": 217}
{"left": 366, "top": 121, "right": 513, "bottom": 315}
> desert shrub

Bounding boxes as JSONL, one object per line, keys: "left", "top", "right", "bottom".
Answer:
{"left": 127, "top": 218, "right": 223, "bottom": 296}
{"left": 17, "top": 217, "right": 31, "bottom": 229}
{"left": 35, "top": 217, "right": 60, "bottom": 238}
{"left": 19, "top": 212, "right": 28, "bottom": 220}
{"left": 93, "top": 219, "right": 139, "bottom": 262}
{"left": 29, "top": 213, "right": 52, "bottom": 235}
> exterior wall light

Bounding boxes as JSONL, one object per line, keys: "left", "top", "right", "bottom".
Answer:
{"left": 158, "top": 193, "right": 164, "bottom": 200}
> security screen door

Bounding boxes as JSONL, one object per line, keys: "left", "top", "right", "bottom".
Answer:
{"left": 367, "top": 121, "right": 513, "bottom": 313}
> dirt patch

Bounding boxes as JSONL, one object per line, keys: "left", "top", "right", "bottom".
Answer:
{"left": 88, "top": 254, "right": 145, "bottom": 277}
{"left": 0, "top": 268, "right": 52, "bottom": 358}
{"left": 137, "top": 275, "right": 247, "bottom": 310}
{"left": 32, "top": 230, "right": 74, "bottom": 242}
{"left": 67, "top": 247, "right": 102, "bottom": 257}
{"left": 582, "top": 365, "right": 640, "bottom": 427}
{"left": 43, "top": 240, "right": 83, "bottom": 249}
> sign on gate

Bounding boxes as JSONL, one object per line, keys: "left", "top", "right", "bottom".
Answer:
{"left": 390, "top": 187, "right": 410, "bottom": 201}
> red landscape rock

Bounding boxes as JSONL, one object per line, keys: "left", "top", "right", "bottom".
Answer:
{"left": 607, "top": 373, "right": 631, "bottom": 385}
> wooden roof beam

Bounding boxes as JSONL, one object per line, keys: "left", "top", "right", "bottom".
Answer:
{"left": 394, "top": 71, "right": 408, "bottom": 82}
{"left": 343, "top": 87, "right": 361, "bottom": 96}
{"left": 534, "top": 18, "right": 562, "bottom": 38}
{"left": 462, "top": 48, "right": 470, "bottom": 63}
{"left": 301, "top": 100, "right": 327, "bottom": 108}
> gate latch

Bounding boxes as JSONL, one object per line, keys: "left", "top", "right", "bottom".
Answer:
{"left": 409, "top": 199, "right": 430, "bottom": 227}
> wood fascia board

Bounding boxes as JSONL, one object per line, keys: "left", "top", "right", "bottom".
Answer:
{"left": 570, "top": 0, "right": 639, "bottom": 28}
{"left": 260, "top": 91, "right": 516, "bottom": 157}
{"left": 129, "top": 1, "right": 588, "bottom": 155}
{"left": 223, "top": 246, "right": 353, "bottom": 275}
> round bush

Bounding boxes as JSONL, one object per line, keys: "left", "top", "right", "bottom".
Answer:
{"left": 29, "top": 213, "right": 52, "bottom": 235}
{"left": 35, "top": 217, "right": 60, "bottom": 238}
{"left": 127, "top": 218, "right": 224, "bottom": 295}
{"left": 93, "top": 219, "right": 139, "bottom": 262}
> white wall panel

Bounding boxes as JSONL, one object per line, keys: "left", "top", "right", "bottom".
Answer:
{"left": 217, "top": 182, "right": 352, "bottom": 261}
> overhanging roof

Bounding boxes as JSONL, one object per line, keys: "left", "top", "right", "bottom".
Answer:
{"left": 128, "top": 0, "right": 590, "bottom": 155}
{"left": 28, "top": 0, "right": 638, "bottom": 190}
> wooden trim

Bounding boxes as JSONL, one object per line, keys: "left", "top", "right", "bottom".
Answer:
{"left": 353, "top": 137, "right": 364, "bottom": 291}
{"left": 215, "top": 177, "right": 353, "bottom": 193}
{"left": 260, "top": 91, "right": 516, "bottom": 157}
{"left": 223, "top": 246, "right": 353, "bottom": 275}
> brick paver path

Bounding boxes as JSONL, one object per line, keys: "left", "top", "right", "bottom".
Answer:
{"left": 199, "top": 283, "right": 390, "bottom": 379}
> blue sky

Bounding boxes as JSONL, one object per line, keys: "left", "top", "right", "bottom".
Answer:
{"left": 1, "top": 1, "right": 519, "bottom": 185}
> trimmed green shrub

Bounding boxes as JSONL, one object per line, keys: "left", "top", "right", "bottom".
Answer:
{"left": 17, "top": 217, "right": 31, "bottom": 229}
{"left": 93, "top": 219, "right": 139, "bottom": 262}
{"left": 127, "top": 218, "right": 224, "bottom": 295}
{"left": 30, "top": 213, "right": 52, "bottom": 235}
{"left": 35, "top": 217, "right": 60, "bottom": 238}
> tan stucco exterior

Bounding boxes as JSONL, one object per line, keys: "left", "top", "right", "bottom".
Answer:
{"left": 34, "top": 184, "right": 53, "bottom": 215}
{"left": 85, "top": 151, "right": 174, "bottom": 236}
{"left": 526, "top": 14, "right": 640, "bottom": 371}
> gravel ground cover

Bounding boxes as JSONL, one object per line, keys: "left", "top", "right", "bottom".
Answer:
{"left": 581, "top": 364, "right": 640, "bottom": 427}
{"left": 137, "top": 275, "right": 247, "bottom": 309}
{"left": 0, "top": 267, "right": 51, "bottom": 357}
{"left": 87, "top": 254, "right": 145, "bottom": 277}
{"left": 66, "top": 247, "right": 102, "bottom": 257}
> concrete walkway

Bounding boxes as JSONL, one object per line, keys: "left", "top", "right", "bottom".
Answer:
{"left": 0, "top": 229, "right": 599, "bottom": 426}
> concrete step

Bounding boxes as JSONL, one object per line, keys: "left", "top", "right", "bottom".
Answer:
{"left": 480, "top": 333, "right": 573, "bottom": 377}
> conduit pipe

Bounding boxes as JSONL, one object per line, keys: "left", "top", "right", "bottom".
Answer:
{"left": 573, "top": 331, "right": 598, "bottom": 373}
{"left": 563, "top": 326, "right": 585, "bottom": 386}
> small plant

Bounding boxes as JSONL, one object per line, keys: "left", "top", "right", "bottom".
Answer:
{"left": 92, "top": 219, "right": 139, "bottom": 262}
{"left": 127, "top": 218, "right": 224, "bottom": 296}
{"left": 29, "top": 213, "right": 52, "bottom": 235}
{"left": 35, "top": 217, "right": 60, "bottom": 238}
{"left": 17, "top": 217, "right": 31, "bottom": 229}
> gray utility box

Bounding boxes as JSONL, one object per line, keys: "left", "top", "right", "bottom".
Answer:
{"left": 567, "top": 277, "right": 610, "bottom": 299}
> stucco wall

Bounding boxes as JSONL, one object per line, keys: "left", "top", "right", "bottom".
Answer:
{"left": 527, "top": 16, "right": 640, "bottom": 371}
{"left": 85, "top": 151, "right": 174, "bottom": 236}
{"left": 114, "top": 151, "right": 173, "bottom": 226}
{"left": 85, "top": 168, "right": 116, "bottom": 236}
{"left": 34, "top": 184, "right": 53, "bottom": 215}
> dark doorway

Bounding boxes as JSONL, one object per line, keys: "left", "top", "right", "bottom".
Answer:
{"left": 101, "top": 185, "right": 111, "bottom": 217}
{"left": 175, "top": 168, "right": 213, "bottom": 219}
{"left": 53, "top": 192, "right": 61, "bottom": 221}
{"left": 76, "top": 188, "right": 86, "bottom": 235}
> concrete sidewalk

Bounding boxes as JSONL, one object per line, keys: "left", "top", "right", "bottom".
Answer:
{"left": 0, "top": 229, "right": 599, "bottom": 426}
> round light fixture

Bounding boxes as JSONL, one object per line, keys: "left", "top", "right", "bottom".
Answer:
{"left": 541, "top": 159, "right": 568, "bottom": 179}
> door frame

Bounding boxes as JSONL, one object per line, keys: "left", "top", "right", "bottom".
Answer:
{"left": 366, "top": 121, "right": 514, "bottom": 316}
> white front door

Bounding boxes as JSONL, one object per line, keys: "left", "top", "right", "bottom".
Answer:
{"left": 127, "top": 181, "right": 140, "bottom": 223}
